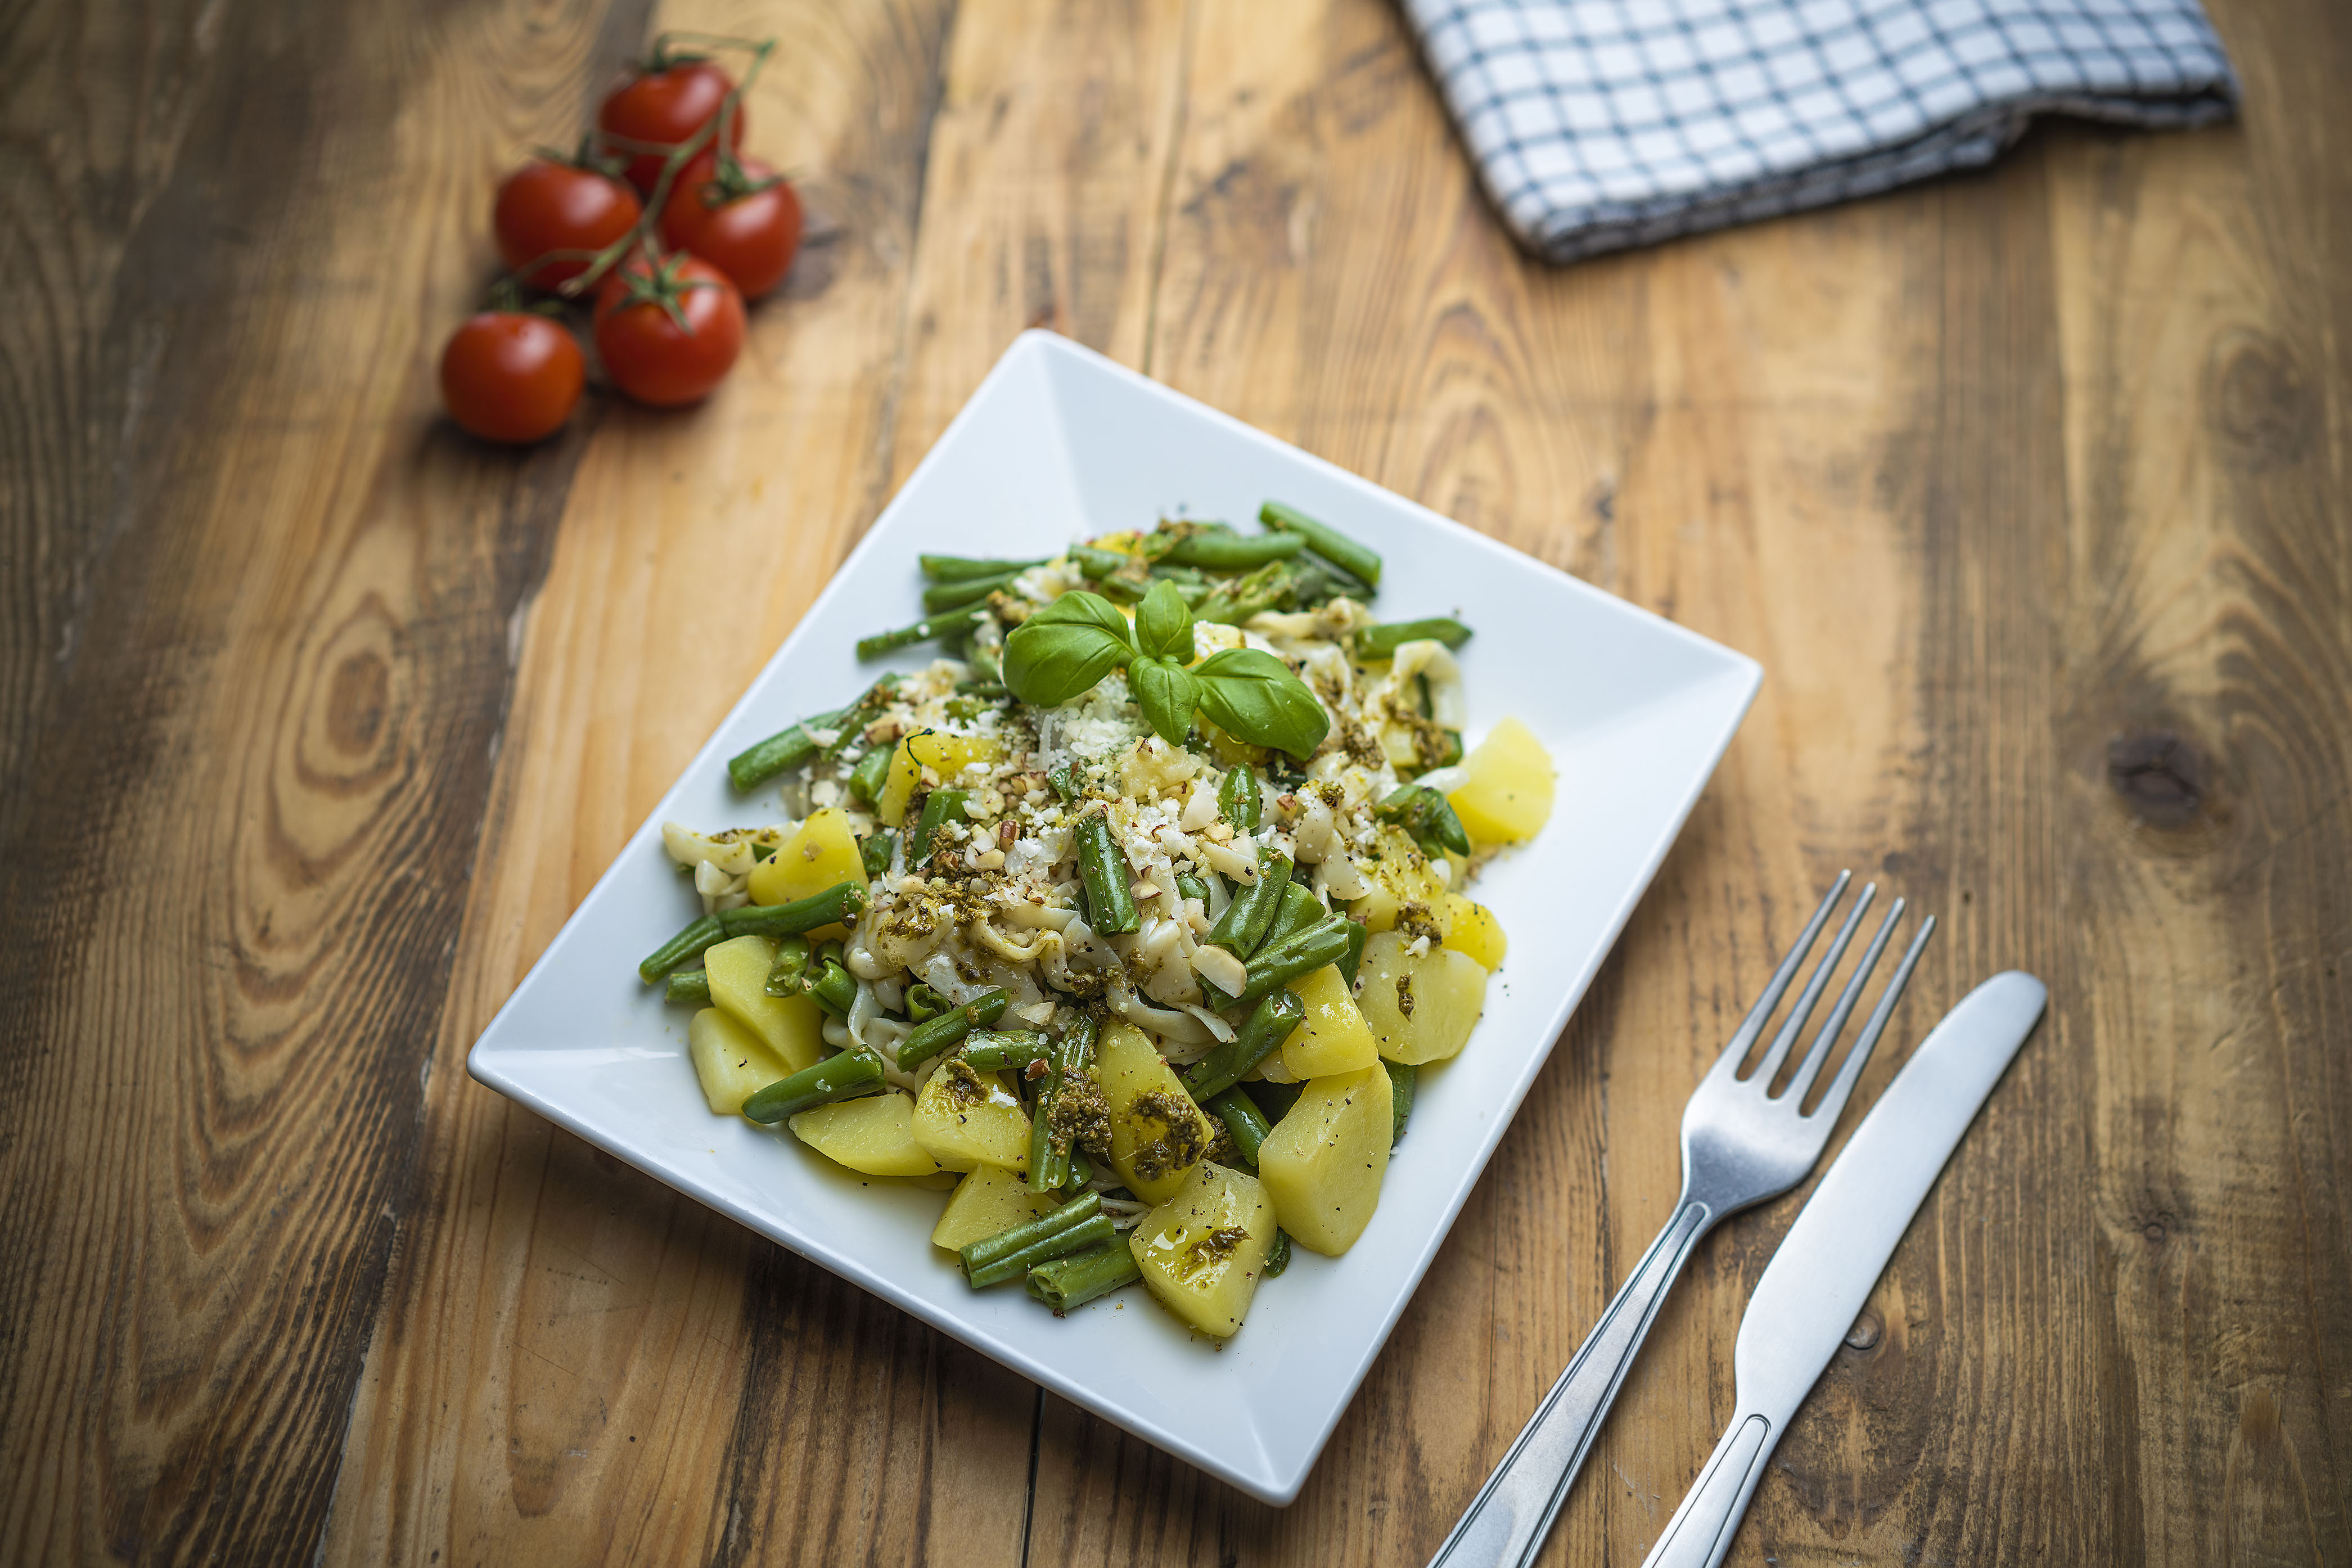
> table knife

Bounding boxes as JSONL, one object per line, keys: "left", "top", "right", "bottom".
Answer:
{"left": 1639, "top": 970, "right": 2047, "bottom": 1568}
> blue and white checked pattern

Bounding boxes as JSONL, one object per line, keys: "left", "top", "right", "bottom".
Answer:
{"left": 1403, "top": 0, "right": 2238, "bottom": 262}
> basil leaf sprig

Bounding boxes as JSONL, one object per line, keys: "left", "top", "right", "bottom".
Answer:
{"left": 1000, "top": 591, "right": 1137, "bottom": 707}
{"left": 1002, "top": 581, "right": 1331, "bottom": 758}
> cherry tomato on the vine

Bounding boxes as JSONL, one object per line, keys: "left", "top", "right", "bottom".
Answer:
{"left": 659, "top": 153, "right": 802, "bottom": 300}
{"left": 597, "top": 57, "right": 744, "bottom": 195}
{"left": 440, "top": 312, "right": 584, "bottom": 443}
{"left": 593, "top": 252, "right": 746, "bottom": 407}
{"left": 493, "top": 157, "right": 642, "bottom": 287}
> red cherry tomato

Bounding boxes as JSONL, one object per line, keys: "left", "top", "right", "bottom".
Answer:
{"left": 440, "top": 312, "right": 584, "bottom": 443}
{"left": 659, "top": 154, "right": 803, "bottom": 299}
{"left": 597, "top": 58, "right": 744, "bottom": 195}
{"left": 593, "top": 253, "right": 746, "bottom": 407}
{"left": 493, "top": 159, "right": 642, "bottom": 287}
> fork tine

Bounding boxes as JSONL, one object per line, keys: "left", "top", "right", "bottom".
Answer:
{"left": 1783, "top": 897, "right": 1904, "bottom": 1107}
{"left": 1705, "top": 871, "right": 1851, "bottom": 1084}
{"left": 1748, "top": 882, "right": 1876, "bottom": 1089}
{"left": 1807, "top": 914, "right": 1936, "bottom": 1123}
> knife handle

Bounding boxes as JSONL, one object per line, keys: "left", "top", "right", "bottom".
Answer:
{"left": 1639, "top": 1409, "right": 1778, "bottom": 1568}
{"left": 1426, "top": 1197, "right": 1715, "bottom": 1568}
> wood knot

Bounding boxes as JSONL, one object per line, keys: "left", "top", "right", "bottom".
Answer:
{"left": 1843, "top": 1310, "right": 1882, "bottom": 1350}
{"left": 2206, "top": 328, "right": 2313, "bottom": 470}
{"left": 2106, "top": 731, "right": 2207, "bottom": 828}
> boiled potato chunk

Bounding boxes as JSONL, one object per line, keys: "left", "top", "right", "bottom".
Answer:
{"left": 1281, "top": 963, "right": 1380, "bottom": 1077}
{"left": 687, "top": 1008, "right": 791, "bottom": 1115}
{"left": 910, "top": 1063, "right": 1032, "bottom": 1174}
{"left": 1348, "top": 825, "right": 1448, "bottom": 934}
{"left": 1357, "top": 931, "right": 1489, "bottom": 1065}
{"left": 747, "top": 807, "right": 865, "bottom": 938}
{"left": 1097, "top": 1021, "right": 1215, "bottom": 1204}
{"left": 704, "top": 934, "right": 828, "bottom": 1073}
{"left": 1128, "top": 1163, "right": 1276, "bottom": 1338}
{"left": 1439, "top": 894, "right": 1508, "bottom": 971}
{"left": 791, "top": 1091, "right": 943, "bottom": 1177}
{"left": 1258, "top": 1065, "right": 1393, "bottom": 1255}
{"left": 931, "top": 1163, "right": 1060, "bottom": 1252}
{"left": 1448, "top": 717, "right": 1553, "bottom": 846}
{"left": 877, "top": 731, "right": 1005, "bottom": 825}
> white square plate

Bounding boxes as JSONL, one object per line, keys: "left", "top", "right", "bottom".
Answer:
{"left": 468, "top": 331, "right": 1760, "bottom": 1504}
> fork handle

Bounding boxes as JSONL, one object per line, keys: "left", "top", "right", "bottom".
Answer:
{"left": 1426, "top": 1196, "right": 1716, "bottom": 1568}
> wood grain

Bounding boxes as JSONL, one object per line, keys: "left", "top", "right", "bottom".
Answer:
{"left": 1, "top": 0, "right": 2345, "bottom": 1561}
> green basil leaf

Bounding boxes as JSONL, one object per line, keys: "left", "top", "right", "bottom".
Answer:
{"left": 1002, "top": 591, "right": 1135, "bottom": 707}
{"left": 1192, "top": 647, "right": 1330, "bottom": 758}
{"left": 1129, "top": 656, "right": 1200, "bottom": 746}
{"left": 1134, "top": 579, "right": 1195, "bottom": 664}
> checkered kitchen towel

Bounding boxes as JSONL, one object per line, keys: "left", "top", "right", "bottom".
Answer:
{"left": 1403, "top": 0, "right": 2238, "bottom": 262}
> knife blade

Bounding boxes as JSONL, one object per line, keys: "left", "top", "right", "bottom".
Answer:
{"left": 1640, "top": 970, "right": 2047, "bottom": 1568}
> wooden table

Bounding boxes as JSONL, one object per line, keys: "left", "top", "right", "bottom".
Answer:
{"left": 6, "top": 0, "right": 2346, "bottom": 1561}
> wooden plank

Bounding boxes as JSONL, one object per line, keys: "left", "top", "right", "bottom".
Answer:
{"left": 312, "top": 2, "right": 1052, "bottom": 1565}
{"left": 0, "top": 0, "right": 651, "bottom": 1561}
{"left": 883, "top": 0, "right": 1192, "bottom": 471}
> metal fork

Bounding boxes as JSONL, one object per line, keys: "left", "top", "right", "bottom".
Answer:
{"left": 1427, "top": 872, "right": 1935, "bottom": 1568}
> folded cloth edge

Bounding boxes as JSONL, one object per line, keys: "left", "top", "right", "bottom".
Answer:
{"left": 1401, "top": 1, "right": 2240, "bottom": 264}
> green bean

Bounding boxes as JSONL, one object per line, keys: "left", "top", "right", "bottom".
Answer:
{"left": 808, "top": 959, "right": 857, "bottom": 1019}
{"left": 859, "top": 830, "right": 896, "bottom": 880}
{"left": 959, "top": 1030, "right": 1053, "bottom": 1074}
{"left": 1028, "top": 1015, "right": 1097, "bottom": 1193}
{"left": 741, "top": 1049, "right": 887, "bottom": 1124}
{"left": 1430, "top": 728, "right": 1465, "bottom": 769}
{"left": 1066, "top": 1148, "right": 1093, "bottom": 1193}
{"left": 1262, "top": 1228, "right": 1291, "bottom": 1279}
{"left": 922, "top": 571, "right": 1019, "bottom": 613}
{"left": 896, "top": 988, "right": 1011, "bottom": 1069}
{"left": 726, "top": 699, "right": 854, "bottom": 791}
{"left": 1174, "top": 872, "right": 1209, "bottom": 904}
{"left": 1208, "top": 1086, "right": 1272, "bottom": 1169}
{"left": 962, "top": 1193, "right": 1104, "bottom": 1285}
{"left": 1337, "top": 916, "right": 1368, "bottom": 989}
{"left": 1091, "top": 573, "right": 1146, "bottom": 604}
{"left": 1067, "top": 544, "right": 1140, "bottom": 580}
{"left": 1047, "top": 763, "right": 1080, "bottom": 803}
{"left": 857, "top": 606, "right": 983, "bottom": 660}
{"left": 1233, "top": 917, "right": 1354, "bottom": 1006}
{"left": 1291, "top": 556, "right": 1374, "bottom": 607}
{"left": 1182, "top": 990, "right": 1306, "bottom": 1102}
{"left": 1218, "top": 765, "right": 1263, "bottom": 833}
{"left": 1206, "top": 847, "right": 1290, "bottom": 956}
{"left": 848, "top": 743, "right": 895, "bottom": 805}
{"left": 1249, "top": 1079, "right": 1303, "bottom": 1125}
{"left": 719, "top": 881, "right": 867, "bottom": 940}
{"left": 665, "top": 969, "right": 711, "bottom": 1006}
{"left": 1256, "top": 881, "right": 1324, "bottom": 957}
{"left": 751, "top": 840, "right": 780, "bottom": 862}
{"left": 1076, "top": 815, "right": 1138, "bottom": 934}
{"left": 1026, "top": 1237, "right": 1141, "bottom": 1310}
{"left": 921, "top": 554, "right": 1044, "bottom": 582}
{"left": 638, "top": 914, "right": 726, "bottom": 983}
{"left": 1259, "top": 500, "right": 1383, "bottom": 587}
{"left": 909, "top": 787, "right": 970, "bottom": 866}
{"left": 1385, "top": 1060, "right": 1416, "bottom": 1148}
{"left": 762, "top": 934, "right": 813, "bottom": 997}
{"left": 1355, "top": 617, "right": 1472, "bottom": 660}
{"left": 1375, "top": 784, "right": 1472, "bottom": 859}
{"left": 904, "top": 982, "right": 948, "bottom": 1023}
{"left": 1163, "top": 530, "right": 1306, "bottom": 569}
{"left": 821, "top": 675, "right": 904, "bottom": 760}
{"left": 1193, "top": 560, "right": 1295, "bottom": 627}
